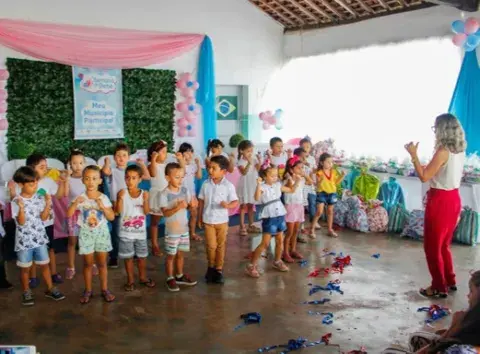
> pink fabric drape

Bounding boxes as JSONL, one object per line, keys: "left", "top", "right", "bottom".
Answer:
{"left": 0, "top": 19, "right": 204, "bottom": 68}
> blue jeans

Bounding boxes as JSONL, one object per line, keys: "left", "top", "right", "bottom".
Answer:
{"left": 307, "top": 193, "right": 317, "bottom": 222}
{"left": 16, "top": 245, "right": 49, "bottom": 268}
{"left": 109, "top": 216, "right": 120, "bottom": 260}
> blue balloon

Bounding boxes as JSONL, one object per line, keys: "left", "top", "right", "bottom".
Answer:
{"left": 274, "top": 108, "right": 283, "bottom": 117}
{"left": 188, "top": 104, "right": 195, "bottom": 111}
{"left": 464, "top": 42, "right": 476, "bottom": 52}
{"left": 452, "top": 20, "right": 465, "bottom": 34}
{"left": 467, "top": 34, "right": 480, "bottom": 47}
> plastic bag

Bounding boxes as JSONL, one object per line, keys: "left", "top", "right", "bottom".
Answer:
{"left": 345, "top": 196, "right": 369, "bottom": 232}
{"left": 366, "top": 200, "right": 388, "bottom": 233}
{"left": 352, "top": 172, "right": 380, "bottom": 201}
{"left": 388, "top": 204, "right": 410, "bottom": 234}
{"left": 333, "top": 200, "right": 349, "bottom": 227}
{"left": 378, "top": 177, "right": 405, "bottom": 213}
{"left": 454, "top": 207, "right": 479, "bottom": 246}
{"left": 401, "top": 209, "right": 424, "bottom": 240}
{"left": 342, "top": 168, "right": 361, "bottom": 191}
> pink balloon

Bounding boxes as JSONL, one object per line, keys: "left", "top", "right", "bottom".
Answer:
{"left": 177, "top": 118, "right": 188, "bottom": 128}
{"left": 0, "top": 119, "right": 8, "bottom": 130}
{"left": 262, "top": 122, "right": 270, "bottom": 130}
{"left": 181, "top": 88, "right": 195, "bottom": 98}
{"left": 177, "top": 128, "right": 187, "bottom": 137}
{"left": 0, "top": 103, "right": 6, "bottom": 114}
{"left": 465, "top": 17, "right": 480, "bottom": 35}
{"left": 193, "top": 105, "right": 201, "bottom": 115}
{"left": 453, "top": 33, "right": 468, "bottom": 47}
{"left": 267, "top": 116, "right": 276, "bottom": 125}
{"left": 187, "top": 114, "right": 197, "bottom": 124}
{"left": 0, "top": 70, "right": 9, "bottom": 81}
{"left": 0, "top": 82, "right": 5, "bottom": 90}
{"left": 266, "top": 110, "right": 273, "bottom": 117}
{"left": 192, "top": 82, "right": 200, "bottom": 90}
{"left": 188, "top": 127, "right": 196, "bottom": 137}
{"left": 0, "top": 90, "right": 7, "bottom": 100}
{"left": 186, "top": 97, "right": 196, "bottom": 105}
{"left": 185, "top": 111, "right": 196, "bottom": 122}
{"left": 176, "top": 80, "right": 187, "bottom": 90}
{"left": 259, "top": 112, "right": 266, "bottom": 120}
{"left": 179, "top": 73, "right": 193, "bottom": 82}
{"left": 176, "top": 102, "right": 188, "bottom": 112}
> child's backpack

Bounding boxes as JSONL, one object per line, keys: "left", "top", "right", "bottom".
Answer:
{"left": 387, "top": 204, "right": 410, "bottom": 234}
{"left": 401, "top": 209, "right": 425, "bottom": 240}
{"left": 352, "top": 171, "right": 380, "bottom": 201}
{"left": 454, "top": 207, "right": 479, "bottom": 246}
{"left": 366, "top": 200, "right": 388, "bottom": 233}
{"left": 345, "top": 196, "right": 369, "bottom": 233}
{"left": 333, "top": 199, "right": 349, "bottom": 227}
{"left": 378, "top": 177, "right": 405, "bottom": 214}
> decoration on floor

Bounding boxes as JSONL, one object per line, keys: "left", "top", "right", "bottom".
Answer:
{"left": 176, "top": 73, "right": 200, "bottom": 138}
{"left": 331, "top": 254, "right": 352, "bottom": 273}
{"left": 451, "top": 18, "right": 480, "bottom": 52}
{"left": 417, "top": 305, "right": 450, "bottom": 324}
{"left": 371, "top": 253, "right": 381, "bottom": 259}
{"left": 234, "top": 312, "right": 262, "bottom": 331}
{"left": 309, "top": 281, "right": 344, "bottom": 295}
{"left": 257, "top": 333, "right": 332, "bottom": 353}
{"left": 0, "top": 68, "right": 7, "bottom": 118}
{"left": 345, "top": 346, "right": 368, "bottom": 354}
{"left": 322, "top": 313, "right": 334, "bottom": 325}
{"left": 298, "top": 260, "right": 308, "bottom": 267}
{"left": 303, "top": 298, "right": 331, "bottom": 305}
{"left": 258, "top": 109, "right": 284, "bottom": 130}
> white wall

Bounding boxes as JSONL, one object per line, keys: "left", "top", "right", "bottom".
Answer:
{"left": 0, "top": 0, "right": 284, "bottom": 158}
{"left": 284, "top": 5, "right": 472, "bottom": 58}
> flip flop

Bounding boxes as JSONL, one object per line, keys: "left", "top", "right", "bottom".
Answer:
{"left": 80, "top": 290, "right": 93, "bottom": 304}
{"left": 101, "top": 289, "right": 116, "bottom": 303}
{"left": 124, "top": 283, "right": 135, "bottom": 292}
{"left": 139, "top": 278, "right": 156, "bottom": 288}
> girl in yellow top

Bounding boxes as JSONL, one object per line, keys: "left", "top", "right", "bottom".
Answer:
{"left": 310, "top": 153, "right": 345, "bottom": 238}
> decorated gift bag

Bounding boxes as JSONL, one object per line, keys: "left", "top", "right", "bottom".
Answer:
{"left": 378, "top": 177, "right": 405, "bottom": 214}
{"left": 345, "top": 196, "right": 369, "bottom": 232}
{"left": 453, "top": 207, "right": 479, "bottom": 246}
{"left": 342, "top": 167, "right": 361, "bottom": 191}
{"left": 401, "top": 209, "right": 425, "bottom": 241}
{"left": 352, "top": 171, "right": 380, "bottom": 201}
{"left": 366, "top": 200, "right": 388, "bottom": 233}
{"left": 333, "top": 199, "right": 350, "bottom": 227}
{"left": 388, "top": 204, "right": 411, "bottom": 234}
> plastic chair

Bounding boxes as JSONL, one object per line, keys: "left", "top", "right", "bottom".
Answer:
{"left": 0, "top": 159, "right": 26, "bottom": 183}
{"left": 47, "top": 158, "right": 65, "bottom": 171}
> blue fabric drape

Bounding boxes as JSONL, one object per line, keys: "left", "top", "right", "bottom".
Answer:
{"left": 449, "top": 51, "right": 480, "bottom": 155}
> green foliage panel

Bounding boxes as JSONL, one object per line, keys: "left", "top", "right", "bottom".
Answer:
{"left": 6, "top": 59, "right": 175, "bottom": 161}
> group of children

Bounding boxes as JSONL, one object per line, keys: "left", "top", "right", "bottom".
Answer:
{"left": 0, "top": 136, "right": 345, "bottom": 305}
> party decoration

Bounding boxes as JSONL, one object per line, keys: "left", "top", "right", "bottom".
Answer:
{"left": 371, "top": 253, "right": 380, "bottom": 259}
{"left": 0, "top": 89, "right": 7, "bottom": 100}
{"left": 234, "top": 312, "right": 262, "bottom": 331}
{"left": 0, "top": 69, "right": 9, "bottom": 81}
{"left": 417, "top": 305, "right": 450, "bottom": 324}
{"left": 0, "top": 103, "right": 7, "bottom": 114}
{"left": 175, "top": 72, "right": 200, "bottom": 138}
{"left": 303, "top": 298, "right": 331, "bottom": 305}
{"left": 258, "top": 108, "right": 285, "bottom": 130}
{"left": 0, "top": 119, "right": 8, "bottom": 131}
{"left": 451, "top": 18, "right": 480, "bottom": 52}
{"left": 309, "top": 281, "right": 344, "bottom": 295}
{"left": 257, "top": 334, "right": 332, "bottom": 353}
{"left": 298, "top": 260, "right": 308, "bottom": 267}
{"left": 465, "top": 17, "right": 479, "bottom": 34}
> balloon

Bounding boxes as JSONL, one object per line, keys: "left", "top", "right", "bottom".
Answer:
{"left": 186, "top": 97, "right": 196, "bottom": 105}
{"left": 0, "top": 89, "right": 7, "bottom": 100}
{"left": 0, "top": 82, "right": 5, "bottom": 90}
{"left": 176, "top": 102, "right": 188, "bottom": 112}
{"left": 188, "top": 127, "right": 196, "bottom": 137}
{"left": 0, "top": 70, "right": 9, "bottom": 81}
{"left": 466, "top": 34, "right": 480, "bottom": 47}
{"left": 452, "top": 20, "right": 465, "bottom": 34}
{"left": 274, "top": 109, "right": 284, "bottom": 118}
{"left": 176, "top": 80, "right": 187, "bottom": 90}
{"left": 275, "top": 122, "right": 283, "bottom": 130}
{"left": 465, "top": 43, "right": 476, "bottom": 52}
{"left": 177, "top": 118, "right": 188, "bottom": 128}
{"left": 259, "top": 112, "right": 266, "bottom": 120}
{"left": 266, "top": 110, "right": 273, "bottom": 117}
{"left": 0, "top": 104, "right": 6, "bottom": 114}
{"left": 268, "top": 115, "right": 276, "bottom": 125}
{"left": 262, "top": 122, "right": 270, "bottom": 130}
{"left": 179, "top": 73, "right": 193, "bottom": 82}
{"left": 0, "top": 119, "right": 8, "bottom": 130}
{"left": 465, "top": 17, "right": 479, "bottom": 35}
{"left": 177, "top": 128, "right": 187, "bottom": 137}
{"left": 186, "top": 114, "right": 197, "bottom": 124}
{"left": 185, "top": 111, "right": 196, "bottom": 122}
{"left": 181, "top": 88, "right": 195, "bottom": 98}
{"left": 453, "top": 33, "right": 468, "bottom": 47}
{"left": 188, "top": 104, "right": 195, "bottom": 111}
{"left": 192, "top": 82, "right": 200, "bottom": 90}
{"left": 193, "top": 105, "right": 201, "bottom": 115}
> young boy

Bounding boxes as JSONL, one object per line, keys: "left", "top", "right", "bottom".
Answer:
{"left": 9, "top": 153, "right": 67, "bottom": 287}
{"left": 160, "top": 162, "right": 198, "bottom": 292}
{"left": 198, "top": 155, "right": 238, "bottom": 284}
{"left": 116, "top": 164, "right": 155, "bottom": 290}
{"left": 266, "top": 137, "right": 292, "bottom": 179}
{"left": 12, "top": 166, "right": 66, "bottom": 306}
{"left": 102, "top": 143, "right": 149, "bottom": 268}
{"left": 0, "top": 199, "right": 11, "bottom": 289}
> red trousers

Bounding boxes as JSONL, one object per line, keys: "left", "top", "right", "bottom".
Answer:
{"left": 423, "top": 188, "right": 461, "bottom": 292}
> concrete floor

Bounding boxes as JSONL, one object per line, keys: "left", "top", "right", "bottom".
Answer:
{"left": 0, "top": 227, "right": 479, "bottom": 354}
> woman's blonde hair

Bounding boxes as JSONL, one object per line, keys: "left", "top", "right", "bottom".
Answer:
{"left": 434, "top": 114, "right": 467, "bottom": 153}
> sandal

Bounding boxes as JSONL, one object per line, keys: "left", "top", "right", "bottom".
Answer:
{"left": 419, "top": 287, "right": 447, "bottom": 299}
{"left": 80, "top": 290, "right": 93, "bottom": 304}
{"left": 308, "top": 232, "right": 316, "bottom": 240}
{"left": 65, "top": 267, "right": 75, "bottom": 280}
{"left": 239, "top": 227, "right": 248, "bottom": 236}
{"left": 139, "top": 278, "right": 156, "bottom": 288}
{"left": 282, "top": 252, "right": 295, "bottom": 263}
{"left": 101, "top": 289, "right": 116, "bottom": 302}
{"left": 190, "top": 234, "right": 202, "bottom": 241}
{"left": 124, "top": 283, "right": 136, "bottom": 292}
{"left": 327, "top": 230, "right": 338, "bottom": 238}
{"left": 290, "top": 250, "right": 304, "bottom": 259}
{"left": 247, "top": 225, "right": 261, "bottom": 233}
{"left": 273, "top": 260, "right": 289, "bottom": 272}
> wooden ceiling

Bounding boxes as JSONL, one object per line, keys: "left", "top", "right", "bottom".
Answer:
{"left": 248, "top": 0, "right": 436, "bottom": 32}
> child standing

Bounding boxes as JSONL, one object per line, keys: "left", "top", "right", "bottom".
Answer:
{"left": 266, "top": 137, "right": 291, "bottom": 179}
{"left": 205, "top": 139, "right": 235, "bottom": 173}
{"left": 67, "top": 165, "right": 116, "bottom": 304}
{"left": 299, "top": 138, "right": 319, "bottom": 231}
{"left": 102, "top": 143, "right": 149, "bottom": 268}
{"left": 310, "top": 153, "right": 345, "bottom": 238}
{"left": 237, "top": 140, "right": 261, "bottom": 236}
{"left": 12, "top": 166, "right": 66, "bottom": 306}
{"left": 245, "top": 162, "right": 301, "bottom": 278}
{"left": 198, "top": 155, "right": 238, "bottom": 284}
{"left": 160, "top": 162, "right": 198, "bottom": 292}
{"left": 178, "top": 143, "right": 203, "bottom": 241}
{"left": 116, "top": 165, "right": 155, "bottom": 291}
{"left": 0, "top": 199, "right": 12, "bottom": 290}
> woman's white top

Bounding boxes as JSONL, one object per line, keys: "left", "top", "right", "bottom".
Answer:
{"left": 430, "top": 150, "right": 465, "bottom": 190}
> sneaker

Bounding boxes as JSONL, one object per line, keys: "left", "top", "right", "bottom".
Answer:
{"left": 92, "top": 264, "right": 99, "bottom": 276}
{"left": 175, "top": 274, "right": 197, "bottom": 286}
{"left": 29, "top": 277, "right": 39, "bottom": 289}
{"left": 45, "top": 287, "right": 66, "bottom": 301}
{"left": 273, "top": 260, "right": 289, "bottom": 272}
{"left": 166, "top": 278, "right": 180, "bottom": 292}
{"left": 52, "top": 273, "right": 64, "bottom": 284}
{"left": 108, "top": 258, "right": 119, "bottom": 269}
{"left": 245, "top": 264, "right": 260, "bottom": 278}
{"left": 449, "top": 285, "right": 458, "bottom": 292}
{"left": 212, "top": 269, "right": 225, "bottom": 284}
{"left": 22, "top": 290, "right": 35, "bottom": 306}
{"left": 290, "top": 250, "right": 304, "bottom": 260}
{"left": 65, "top": 268, "right": 75, "bottom": 280}
{"left": 282, "top": 252, "right": 295, "bottom": 263}
{"left": 205, "top": 267, "right": 215, "bottom": 283}
{"left": 0, "top": 279, "right": 13, "bottom": 290}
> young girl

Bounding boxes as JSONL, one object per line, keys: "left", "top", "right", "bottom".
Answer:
{"left": 299, "top": 138, "right": 319, "bottom": 232}
{"left": 178, "top": 143, "right": 203, "bottom": 241}
{"left": 67, "top": 165, "right": 116, "bottom": 304}
{"left": 64, "top": 149, "right": 98, "bottom": 280}
{"left": 205, "top": 139, "right": 235, "bottom": 173}
{"left": 282, "top": 155, "right": 311, "bottom": 262}
{"left": 245, "top": 161, "right": 300, "bottom": 278}
{"left": 310, "top": 153, "right": 345, "bottom": 238}
{"left": 266, "top": 137, "right": 291, "bottom": 179}
{"left": 237, "top": 140, "right": 261, "bottom": 236}
{"left": 148, "top": 141, "right": 184, "bottom": 255}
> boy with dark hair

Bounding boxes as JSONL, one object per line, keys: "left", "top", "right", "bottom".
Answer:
{"left": 198, "top": 155, "right": 238, "bottom": 284}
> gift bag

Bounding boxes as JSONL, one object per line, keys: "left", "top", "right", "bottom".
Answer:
{"left": 366, "top": 200, "right": 388, "bottom": 233}
{"left": 342, "top": 167, "right": 361, "bottom": 191}
{"left": 401, "top": 209, "right": 424, "bottom": 240}
{"left": 388, "top": 204, "right": 410, "bottom": 234}
{"left": 378, "top": 177, "right": 405, "bottom": 214}
{"left": 352, "top": 172, "right": 380, "bottom": 201}
{"left": 454, "top": 207, "right": 479, "bottom": 246}
{"left": 333, "top": 200, "right": 349, "bottom": 227}
{"left": 345, "top": 196, "right": 369, "bottom": 232}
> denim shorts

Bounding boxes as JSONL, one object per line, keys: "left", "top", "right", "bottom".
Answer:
{"left": 262, "top": 216, "right": 287, "bottom": 235}
{"left": 16, "top": 245, "right": 50, "bottom": 268}
{"left": 316, "top": 192, "right": 338, "bottom": 206}
{"left": 118, "top": 238, "right": 148, "bottom": 259}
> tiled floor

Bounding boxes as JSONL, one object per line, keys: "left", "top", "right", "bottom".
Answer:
{"left": 0, "top": 227, "right": 478, "bottom": 354}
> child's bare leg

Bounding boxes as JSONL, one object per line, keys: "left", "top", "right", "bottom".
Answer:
{"left": 290, "top": 223, "right": 300, "bottom": 252}
{"left": 251, "top": 234, "right": 271, "bottom": 266}
{"left": 150, "top": 215, "right": 162, "bottom": 256}
{"left": 189, "top": 207, "right": 201, "bottom": 241}
{"left": 67, "top": 236, "right": 77, "bottom": 269}
{"left": 327, "top": 205, "right": 338, "bottom": 237}
{"left": 40, "top": 264, "right": 53, "bottom": 290}
{"left": 175, "top": 252, "right": 184, "bottom": 276}
{"left": 283, "top": 223, "right": 294, "bottom": 262}
{"left": 137, "top": 258, "right": 149, "bottom": 282}
{"left": 247, "top": 204, "right": 255, "bottom": 226}
{"left": 48, "top": 249, "right": 57, "bottom": 275}
{"left": 29, "top": 263, "right": 37, "bottom": 279}
{"left": 165, "top": 255, "right": 175, "bottom": 278}
{"left": 21, "top": 267, "right": 30, "bottom": 292}
{"left": 83, "top": 254, "right": 94, "bottom": 292}
{"left": 124, "top": 258, "right": 135, "bottom": 285}
{"left": 239, "top": 204, "right": 247, "bottom": 233}
{"left": 310, "top": 204, "right": 325, "bottom": 237}
{"left": 274, "top": 233, "right": 284, "bottom": 262}
{"left": 95, "top": 252, "right": 109, "bottom": 291}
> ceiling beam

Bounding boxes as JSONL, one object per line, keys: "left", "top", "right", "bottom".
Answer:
{"left": 355, "top": 0, "right": 375, "bottom": 13}
{"left": 269, "top": 0, "right": 306, "bottom": 24}
{"left": 397, "top": 0, "right": 410, "bottom": 7}
{"left": 333, "top": 0, "right": 358, "bottom": 17}
{"left": 250, "top": 0, "right": 297, "bottom": 26}
{"left": 375, "top": 0, "right": 390, "bottom": 9}
{"left": 317, "top": 0, "right": 345, "bottom": 19}
{"left": 287, "top": 0, "right": 322, "bottom": 22}
{"left": 302, "top": 0, "right": 336, "bottom": 20}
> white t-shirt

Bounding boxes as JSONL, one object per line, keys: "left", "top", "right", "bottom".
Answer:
{"left": 68, "top": 177, "right": 85, "bottom": 203}
{"left": 198, "top": 178, "right": 238, "bottom": 224}
{"left": 259, "top": 182, "right": 286, "bottom": 219}
{"left": 269, "top": 152, "right": 288, "bottom": 169}
{"left": 304, "top": 155, "right": 316, "bottom": 195}
{"left": 109, "top": 167, "right": 127, "bottom": 202}
{"left": 283, "top": 175, "right": 305, "bottom": 205}
{"left": 12, "top": 194, "right": 48, "bottom": 251}
{"left": 183, "top": 162, "right": 199, "bottom": 196}
{"left": 150, "top": 163, "right": 168, "bottom": 192}
{"left": 75, "top": 193, "right": 112, "bottom": 230}
{"left": 159, "top": 186, "right": 192, "bottom": 235}
{"left": 118, "top": 189, "right": 147, "bottom": 240}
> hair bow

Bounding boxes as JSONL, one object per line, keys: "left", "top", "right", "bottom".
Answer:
{"left": 262, "top": 158, "right": 271, "bottom": 170}
{"left": 288, "top": 155, "right": 300, "bottom": 167}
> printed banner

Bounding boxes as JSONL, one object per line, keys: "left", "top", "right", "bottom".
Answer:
{"left": 72, "top": 67, "right": 124, "bottom": 140}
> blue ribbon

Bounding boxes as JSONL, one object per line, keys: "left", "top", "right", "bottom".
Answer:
{"left": 258, "top": 337, "right": 328, "bottom": 353}
{"left": 307, "top": 311, "right": 334, "bottom": 324}
{"left": 309, "top": 282, "right": 344, "bottom": 295}
{"left": 321, "top": 251, "right": 337, "bottom": 257}
{"left": 234, "top": 312, "right": 262, "bottom": 331}
{"left": 417, "top": 306, "right": 449, "bottom": 323}
{"left": 298, "top": 260, "right": 308, "bottom": 267}
{"left": 302, "top": 298, "right": 331, "bottom": 305}
{"left": 372, "top": 253, "right": 380, "bottom": 259}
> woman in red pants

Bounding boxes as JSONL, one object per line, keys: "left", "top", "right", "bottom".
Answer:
{"left": 405, "top": 113, "right": 466, "bottom": 298}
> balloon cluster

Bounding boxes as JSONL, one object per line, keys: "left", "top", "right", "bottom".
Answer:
{"left": 175, "top": 73, "right": 200, "bottom": 138}
{"left": 0, "top": 69, "right": 9, "bottom": 131}
{"left": 452, "top": 18, "right": 480, "bottom": 52}
{"left": 259, "top": 109, "right": 284, "bottom": 130}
